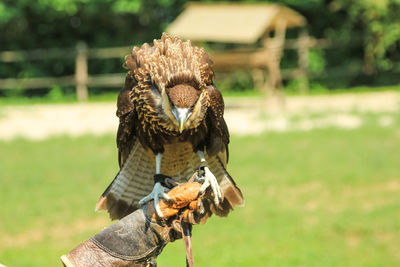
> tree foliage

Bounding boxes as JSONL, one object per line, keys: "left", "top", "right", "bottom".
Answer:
{"left": 0, "top": 0, "right": 400, "bottom": 91}
{"left": 328, "top": 0, "right": 400, "bottom": 73}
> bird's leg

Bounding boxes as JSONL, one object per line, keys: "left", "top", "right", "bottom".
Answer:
{"left": 138, "top": 153, "right": 172, "bottom": 219}
{"left": 197, "top": 151, "right": 222, "bottom": 206}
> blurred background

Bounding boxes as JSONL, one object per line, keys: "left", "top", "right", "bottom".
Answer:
{"left": 0, "top": 0, "right": 399, "bottom": 266}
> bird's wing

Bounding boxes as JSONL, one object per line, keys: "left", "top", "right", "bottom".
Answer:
{"left": 115, "top": 62, "right": 140, "bottom": 164}
{"left": 95, "top": 73, "right": 150, "bottom": 220}
{"left": 205, "top": 85, "right": 230, "bottom": 163}
{"left": 116, "top": 94, "right": 135, "bottom": 167}
{"left": 97, "top": 140, "right": 156, "bottom": 220}
{"left": 212, "top": 154, "right": 244, "bottom": 216}
{"left": 204, "top": 85, "right": 244, "bottom": 214}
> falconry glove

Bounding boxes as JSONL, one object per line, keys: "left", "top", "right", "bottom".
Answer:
{"left": 61, "top": 179, "right": 212, "bottom": 267}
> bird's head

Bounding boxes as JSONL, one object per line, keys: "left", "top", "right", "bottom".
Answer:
{"left": 161, "top": 83, "right": 204, "bottom": 133}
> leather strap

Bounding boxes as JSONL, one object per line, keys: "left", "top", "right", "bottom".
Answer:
{"left": 154, "top": 174, "right": 173, "bottom": 189}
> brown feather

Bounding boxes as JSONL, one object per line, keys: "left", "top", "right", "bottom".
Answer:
{"left": 205, "top": 85, "right": 230, "bottom": 159}
{"left": 166, "top": 84, "right": 200, "bottom": 108}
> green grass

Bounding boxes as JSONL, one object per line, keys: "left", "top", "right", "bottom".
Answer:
{"left": 1, "top": 123, "right": 400, "bottom": 266}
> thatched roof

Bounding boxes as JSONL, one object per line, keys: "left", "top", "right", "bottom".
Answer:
{"left": 166, "top": 2, "right": 306, "bottom": 44}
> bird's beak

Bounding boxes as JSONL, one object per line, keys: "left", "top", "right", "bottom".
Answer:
{"left": 172, "top": 107, "right": 192, "bottom": 133}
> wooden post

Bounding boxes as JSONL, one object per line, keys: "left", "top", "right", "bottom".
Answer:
{"left": 262, "top": 20, "right": 286, "bottom": 93}
{"left": 75, "top": 42, "right": 88, "bottom": 101}
{"left": 298, "top": 29, "right": 309, "bottom": 93}
{"left": 262, "top": 20, "right": 287, "bottom": 111}
{"left": 251, "top": 68, "right": 265, "bottom": 92}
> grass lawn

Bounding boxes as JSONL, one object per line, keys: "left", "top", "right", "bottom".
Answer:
{"left": 1, "top": 121, "right": 400, "bottom": 266}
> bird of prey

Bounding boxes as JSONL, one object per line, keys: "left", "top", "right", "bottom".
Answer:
{"left": 96, "top": 33, "right": 243, "bottom": 220}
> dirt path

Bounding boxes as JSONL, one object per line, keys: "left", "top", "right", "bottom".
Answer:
{"left": 0, "top": 91, "right": 399, "bottom": 141}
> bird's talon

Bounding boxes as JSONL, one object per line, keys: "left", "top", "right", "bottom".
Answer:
{"left": 162, "top": 193, "right": 174, "bottom": 203}
{"left": 155, "top": 205, "right": 166, "bottom": 220}
{"left": 198, "top": 166, "right": 222, "bottom": 206}
{"left": 199, "top": 180, "right": 210, "bottom": 194}
{"left": 139, "top": 182, "right": 171, "bottom": 219}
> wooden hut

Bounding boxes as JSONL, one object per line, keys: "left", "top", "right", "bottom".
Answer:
{"left": 166, "top": 2, "right": 307, "bottom": 97}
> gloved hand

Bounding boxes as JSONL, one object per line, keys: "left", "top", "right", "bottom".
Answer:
{"left": 61, "top": 179, "right": 213, "bottom": 267}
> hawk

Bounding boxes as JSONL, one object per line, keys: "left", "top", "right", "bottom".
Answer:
{"left": 96, "top": 33, "right": 243, "bottom": 220}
